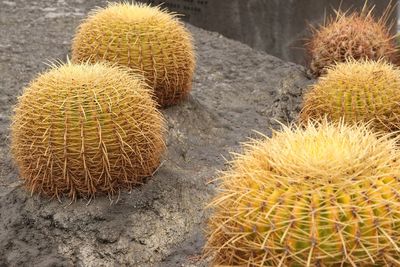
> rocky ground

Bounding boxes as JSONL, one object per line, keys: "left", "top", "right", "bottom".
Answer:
{"left": 0, "top": 0, "right": 312, "bottom": 266}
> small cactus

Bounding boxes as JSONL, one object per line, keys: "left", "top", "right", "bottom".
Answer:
{"left": 307, "top": 5, "right": 396, "bottom": 77}
{"left": 72, "top": 2, "right": 196, "bottom": 107}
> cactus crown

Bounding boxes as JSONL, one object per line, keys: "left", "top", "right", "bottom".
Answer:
{"left": 307, "top": 5, "right": 396, "bottom": 76}
{"left": 92, "top": 2, "right": 174, "bottom": 21}
{"left": 300, "top": 59, "right": 400, "bottom": 133}
{"left": 205, "top": 120, "right": 400, "bottom": 266}
{"left": 11, "top": 62, "right": 166, "bottom": 200}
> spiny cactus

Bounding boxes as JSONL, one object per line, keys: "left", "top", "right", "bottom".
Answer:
{"left": 11, "top": 62, "right": 166, "bottom": 200}
{"left": 307, "top": 5, "right": 396, "bottom": 77}
{"left": 300, "top": 60, "right": 400, "bottom": 133}
{"left": 71, "top": 2, "right": 196, "bottom": 107}
{"left": 205, "top": 120, "right": 400, "bottom": 266}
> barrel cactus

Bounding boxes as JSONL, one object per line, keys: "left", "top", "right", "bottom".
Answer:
{"left": 307, "top": 6, "right": 396, "bottom": 77}
{"left": 11, "top": 62, "right": 166, "bottom": 200}
{"left": 205, "top": 120, "right": 400, "bottom": 266}
{"left": 300, "top": 60, "right": 400, "bottom": 133}
{"left": 72, "top": 2, "right": 196, "bottom": 107}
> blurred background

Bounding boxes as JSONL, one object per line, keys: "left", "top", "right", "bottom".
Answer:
{"left": 137, "top": 0, "right": 397, "bottom": 64}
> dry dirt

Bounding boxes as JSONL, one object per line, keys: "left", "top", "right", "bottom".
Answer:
{"left": 0, "top": 0, "right": 313, "bottom": 266}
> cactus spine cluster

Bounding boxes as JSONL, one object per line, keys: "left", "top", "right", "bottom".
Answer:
{"left": 307, "top": 6, "right": 396, "bottom": 77}
{"left": 299, "top": 60, "right": 400, "bottom": 133}
{"left": 11, "top": 62, "right": 166, "bottom": 200}
{"left": 205, "top": 120, "right": 400, "bottom": 266}
{"left": 71, "top": 2, "right": 195, "bottom": 107}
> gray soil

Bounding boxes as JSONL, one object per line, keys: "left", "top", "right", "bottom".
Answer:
{"left": 0, "top": 0, "right": 313, "bottom": 266}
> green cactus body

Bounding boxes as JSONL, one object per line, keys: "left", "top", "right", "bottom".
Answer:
{"left": 11, "top": 62, "right": 166, "bottom": 200}
{"left": 71, "top": 3, "right": 195, "bottom": 107}
{"left": 205, "top": 121, "right": 400, "bottom": 266}
{"left": 300, "top": 60, "right": 400, "bottom": 133}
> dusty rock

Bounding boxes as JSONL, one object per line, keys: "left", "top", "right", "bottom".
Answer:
{"left": 0, "top": 0, "right": 313, "bottom": 266}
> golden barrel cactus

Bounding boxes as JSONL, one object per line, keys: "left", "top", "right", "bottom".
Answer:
{"left": 205, "top": 120, "right": 400, "bottom": 266}
{"left": 71, "top": 3, "right": 196, "bottom": 107}
{"left": 307, "top": 7, "right": 396, "bottom": 77}
{"left": 11, "top": 62, "right": 166, "bottom": 200}
{"left": 300, "top": 60, "right": 400, "bottom": 133}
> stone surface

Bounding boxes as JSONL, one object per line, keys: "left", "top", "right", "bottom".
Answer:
{"left": 0, "top": 0, "right": 312, "bottom": 266}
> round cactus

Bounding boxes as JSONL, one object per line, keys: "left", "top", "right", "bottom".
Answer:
{"left": 71, "top": 2, "right": 196, "bottom": 107}
{"left": 299, "top": 60, "right": 400, "bottom": 133}
{"left": 205, "top": 120, "right": 400, "bottom": 266}
{"left": 307, "top": 7, "right": 396, "bottom": 77}
{"left": 11, "top": 62, "right": 166, "bottom": 200}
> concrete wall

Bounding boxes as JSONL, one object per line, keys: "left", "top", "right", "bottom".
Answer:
{"left": 137, "top": 0, "right": 397, "bottom": 64}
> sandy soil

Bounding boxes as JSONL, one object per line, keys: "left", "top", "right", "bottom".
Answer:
{"left": 0, "top": 0, "right": 313, "bottom": 266}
